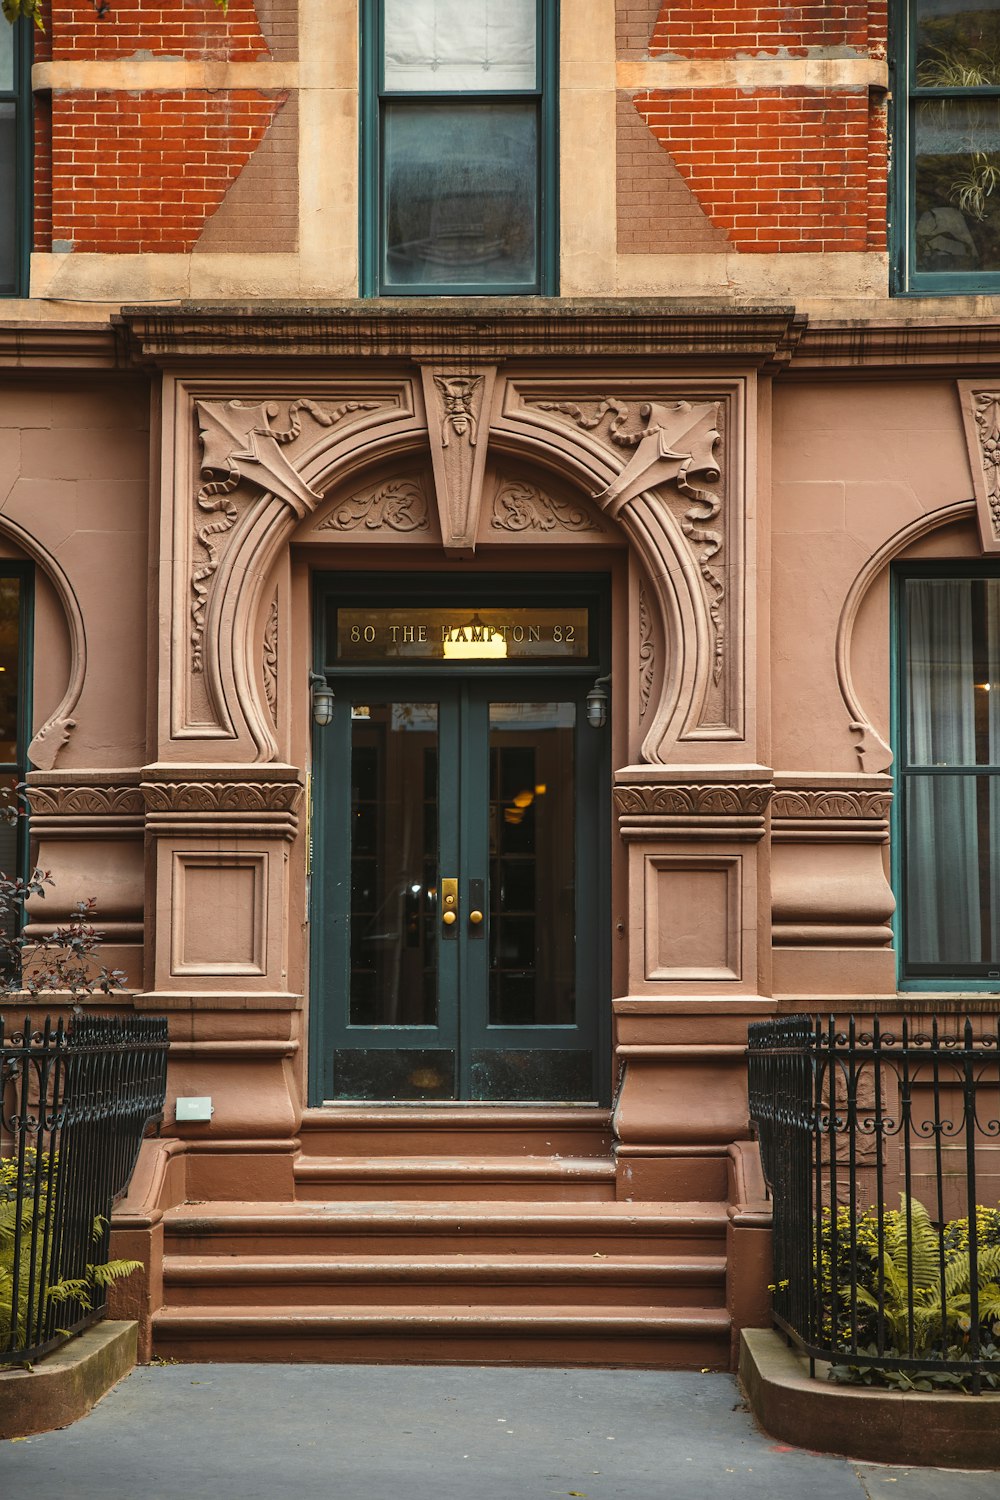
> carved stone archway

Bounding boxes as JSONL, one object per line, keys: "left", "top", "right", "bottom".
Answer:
{"left": 165, "top": 368, "right": 750, "bottom": 769}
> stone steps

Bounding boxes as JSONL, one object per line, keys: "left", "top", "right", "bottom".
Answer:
{"left": 152, "top": 1302, "right": 732, "bottom": 1368}
{"left": 163, "top": 1250, "right": 727, "bottom": 1308}
{"left": 293, "top": 1154, "right": 617, "bottom": 1201}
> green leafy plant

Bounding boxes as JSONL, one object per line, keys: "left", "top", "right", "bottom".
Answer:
{"left": 1, "top": 1153, "right": 141, "bottom": 1356}
{"left": 820, "top": 1197, "right": 1000, "bottom": 1392}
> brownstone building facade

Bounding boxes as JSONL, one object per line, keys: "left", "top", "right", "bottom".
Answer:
{"left": 2, "top": 0, "right": 1000, "bottom": 1365}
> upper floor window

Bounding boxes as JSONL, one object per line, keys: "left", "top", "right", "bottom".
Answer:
{"left": 894, "top": 2, "right": 1000, "bottom": 293}
{"left": 896, "top": 567, "right": 1000, "bottom": 985}
{"left": 0, "top": 18, "right": 29, "bottom": 296}
{"left": 361, "top": 0, "right": 558, "bottom": 296}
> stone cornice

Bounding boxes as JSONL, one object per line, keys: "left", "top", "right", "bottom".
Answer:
{"left": 788, "top": 317, "right": 1000, "bottom": 371}
{"left": 114, "top": 301, "right": 807, "bottom": 369}
{"left": 0, "top": 323, "right": 120, "bottom": 369}
{"left": 7, "top": 307, "right": 1000, "bottom": 378}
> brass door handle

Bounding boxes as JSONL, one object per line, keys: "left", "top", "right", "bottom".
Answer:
{"left": 469, "top": 910, "right": 484, "bottom": 925}
{"left": 441, "top": 877, "right": 458, "bottom": 937}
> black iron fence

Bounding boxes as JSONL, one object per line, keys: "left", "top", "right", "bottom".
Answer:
{"left": 748, "top": 1014, "right": 1000, "bottom": 1394}
{"left": 1, "top": 1013, "right": 168, "bottom": 1363}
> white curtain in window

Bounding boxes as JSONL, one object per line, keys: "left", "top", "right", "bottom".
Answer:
{"left": 383, "top": 0, "right": 536, "bottom": 91}
{"left": 905, "top": 580, "right": 981, "bottom": 965}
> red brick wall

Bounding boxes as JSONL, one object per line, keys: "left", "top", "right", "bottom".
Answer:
{"left": 50, "top": 91, "right": 287, "bottom": 253}
{"left": 48, "top": 0, "right": 270, "bottom": 62}
{"left": 648, "top": 2, "right": 886, "bottom": 58}
{"left": 631, "top": 87, "right": 886, "bottom": 253}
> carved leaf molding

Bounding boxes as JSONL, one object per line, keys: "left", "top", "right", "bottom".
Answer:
{"left": 614, "top": 783, "right": 772, "bottom": 817}
{"left": 142, "top": 782, "right": 304, "bottom": 814}
{"left": 315, "top": 478, "right": 430, "bottom": 533}
{"left": 491, "top": 479, "right": 600, "bottom": 533}
{"left": 26, "top": 785, "right": 145, "bottom": 817}
{"left": 533, "top": 396, "right": 726, "bottom": 682}
{"left": 771, "top": 790, "right": 892, "bottom": 820}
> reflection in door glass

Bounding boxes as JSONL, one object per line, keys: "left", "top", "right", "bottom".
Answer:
{"left": 349, "top": 703, "right": 438, "bottom": 1026}
{"left": 488, "top": 702, "right": 575, "bottom": 1025}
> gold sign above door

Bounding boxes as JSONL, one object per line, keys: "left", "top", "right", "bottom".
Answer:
{"left": 336, "top": 608, "right": 590, "bottom": 661}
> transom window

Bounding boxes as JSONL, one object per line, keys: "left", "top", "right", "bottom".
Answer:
{"left": 896, "top": 567, "right": 1000, "bottom": 983}
{"left": 894, "top": 1, "right": 1000, "bottom": 293}
{"left": 0, "top": 17, "right": 30, "bottom": 296}
{"left": 361, "top": 0, "right": 557, "bottom": 296}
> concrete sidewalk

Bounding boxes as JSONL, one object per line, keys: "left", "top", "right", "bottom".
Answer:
{"left": 0, "top": 1363, "right": 996, "bottom": 1500}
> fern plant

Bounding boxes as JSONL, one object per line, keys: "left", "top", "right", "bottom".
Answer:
{"left": 826, "top": 1196, "right": 1000, "bottom": 1392}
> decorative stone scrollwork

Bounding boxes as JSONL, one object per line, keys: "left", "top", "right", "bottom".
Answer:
{"left": 193, "top": 397, "right": 384, "bottom": 671}
{"left": 263, "top": 592, "right": 279, "bottom": 730}
{"left": 142, "top": 782, "right": 303, "bottom": 815}
{"left": 535, "top": 396, "right": 726, "bottom": 684}
{"left": 971, "top": 391, "right": 1000, "bottom": 541}
{"left": 491, "top": 480, "right": 599, "bottom": 533}
{"left": 315, "top": 478, "right": 430, "bottom": 533}
{"left": 638, "top": 583, "right": 654, "bottom": 721}
{"left": 614, "top": 783, "right": 772, "bottom": 818}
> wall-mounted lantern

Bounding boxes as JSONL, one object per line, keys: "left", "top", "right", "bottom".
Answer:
{"left": 586, "top": 674, "right": 611, "bottom": 729}
{"left": 310, "top": 671, "right": 334, "bottom": 727}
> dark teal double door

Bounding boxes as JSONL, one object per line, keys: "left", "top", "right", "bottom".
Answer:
{"left": 315, "top": 675, "right": 604, "bottom": 1102}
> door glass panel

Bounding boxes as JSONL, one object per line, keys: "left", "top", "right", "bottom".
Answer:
{"left": 488, "top": 702, "right": 575, "bottom": 1026}
{"left": 349, "top": 702, "right": 439, "bottom": 1026}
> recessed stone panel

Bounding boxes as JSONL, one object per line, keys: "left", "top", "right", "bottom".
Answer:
{"left": 644, "top": 854, "right": 741, "bottom": 981}
{"left": 171, "top": 852, "right": 267, "bottom": 976}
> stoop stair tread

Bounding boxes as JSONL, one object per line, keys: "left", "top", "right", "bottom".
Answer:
{"left": 154, "top": 1150, "right": 732, "bottom": 1365}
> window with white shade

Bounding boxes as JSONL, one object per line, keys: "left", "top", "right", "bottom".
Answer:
{"left": 361, "top": 0, "right": 557, "bottom": 296}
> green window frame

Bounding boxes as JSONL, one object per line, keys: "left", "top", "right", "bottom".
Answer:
{"left": 360, "top": 1, "right": 558, "bottom": 297}
{"left": 0, "top": 17, "right": 31, "bottom": 298}
{"left": 893, "top": 562, "right": 1000, "bottom": 990}
{"left": 891, "top": 1, "right": 1000, "bottom": 295}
